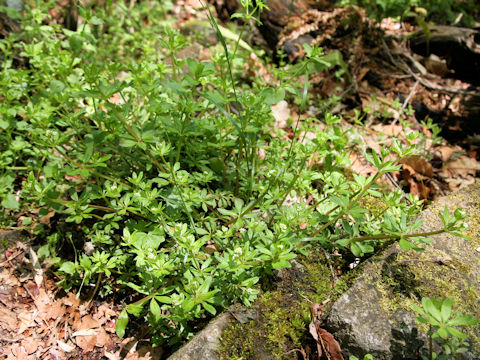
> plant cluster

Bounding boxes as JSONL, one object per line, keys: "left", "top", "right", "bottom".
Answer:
{"left": 414, "top": 297, "right": 479, "bottom": 360}
{"left": 0, "top": 0, "right": 469, "bottom": 348}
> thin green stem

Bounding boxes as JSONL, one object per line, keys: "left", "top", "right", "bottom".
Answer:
{"left": 347, "top": 228, "right": 444, "bottom": 243}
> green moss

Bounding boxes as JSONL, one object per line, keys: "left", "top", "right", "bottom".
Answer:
{"left": 219, "top": 249, "right": 362, "bottom": 359}
{"left": 219, "top": 290, "right": 308, "bottom": 360}
{"left": 358, "top": 193, "right": 389, "bottom": 218}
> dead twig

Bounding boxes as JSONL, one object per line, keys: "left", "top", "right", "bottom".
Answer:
{"left": 402, "top": 79, "right": 420, "bottom": 109}
{"left": 0, "top": 249, "right": 25, "bottom": 266}
{"left": 381, "top": 38, "right": 480, "bottom": 98}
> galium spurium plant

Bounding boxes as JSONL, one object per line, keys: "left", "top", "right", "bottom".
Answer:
{"left": 414, "top": 297, "right": 479, "bottom": 360}
{"left": 0, "top": 0, "right": 469, "bottom": 347}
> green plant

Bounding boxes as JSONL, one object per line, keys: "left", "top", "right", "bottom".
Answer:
{"left": 0, "top": 0, "right": 470, "bottom": 350}
{"left": 350, "top": 355, "right": 374, "bottom": 360}
{"left": 413, "top": 297, "right": 479, "bottom": 359}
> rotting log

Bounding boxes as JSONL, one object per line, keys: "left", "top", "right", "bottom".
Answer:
{"left": 409, "top": 25, "right": 480, "bottom": 84}
{"left": 213, "top": 0, "right": 337, "bottom": 49}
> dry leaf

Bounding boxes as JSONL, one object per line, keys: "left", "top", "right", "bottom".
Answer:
{"left": 72, "top": 328, "right": 97, "bottom": 337}
{"left": 399, "top": 155, "right": 434, "bottom": 178}
{"left": 0, "top": 308, "right": 18, "bottom": 328}
{"left": 372, "top": 124, "right": 403, "bottom": 137}
{"left": 28, "top": 248, "right": 44, "bottom": 288}
{"left": 271, "top": 100, "right": 290, "bottom": 129}
{"left": 39, "top": 210, "right": 55, "bottom": 225}
{"left": 95, "top": 327, "right": 112, "bottom": 348}
{"left": 105, "top": 352, "right": 120, "bottom": 360}
{"left": 75, "top": 315, "right": 101, "bottom": 331}
{"left": 57, "top": 339, "right": 75, "bottom": 353}
{"left": 439, "top": 156, "right": 480, "bottom": 178}
{"left": 22, "top": 337, "right": 38, "bottom": 355}
{"left": 434, "top": 146, "right": 456, "bottom": 162}
{"left": 75, "top": 334, "right": 97, "bottom": 352}
{"left": 349, "top": 153, "right": 377, "bottom": 177}
{"left": 309, "top": 303, "right": 344, "bottom": 360}
{"left": 316, "top": 327, "right": 344, "bottom": 360}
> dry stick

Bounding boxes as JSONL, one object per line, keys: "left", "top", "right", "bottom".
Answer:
{"left": 381, "top": 38, "right": 479, "bottom": 98}
{"left": 402, "top": 79, "right": 420, "bottom": 109}
{"left": 319, "top": 247, "right": 337, "bottom": 287}
{"left": 402, "top": 61, "right": 480, "bottom": 97}
{"left": 0, "top": 249, "right": 25, "bottom": 265}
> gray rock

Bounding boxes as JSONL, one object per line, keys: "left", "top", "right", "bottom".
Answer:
{"left": 325, "top": 184, "right": 480, "bottom": 359}
{"left": 5, "top": 0, "right": 24, "bottom": 12}
{"left": 167, "top": 312, "right": 233, "bottom": 360}
{"left": 0, "top": 230, "right": 22, "bottom": 252}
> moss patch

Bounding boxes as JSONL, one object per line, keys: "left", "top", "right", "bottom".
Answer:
{"left": 219, "top": 248, "right": 361, "bottom": 359}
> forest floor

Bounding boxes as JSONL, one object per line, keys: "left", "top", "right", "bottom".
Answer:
{"left": 1, "top": 1, "right": 479, "bottom": 359}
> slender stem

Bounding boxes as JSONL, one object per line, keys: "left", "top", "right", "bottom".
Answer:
{"left": 347, "top": 229, "right": 444, "bottom": 243}
{"left": 6, "top": 166, "right": 28, "bottom": 170}
{"left": 56, "top": 145, "right": 132, "bottom": 189}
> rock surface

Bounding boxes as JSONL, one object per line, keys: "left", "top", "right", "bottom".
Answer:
{"left": 325, "top": 183, "right": 480, "bottom": 359}
{"left": 167, "top": 312, "right": 233, "bottom": 360}
{"left": 0, "top": 229, "right": 22, "bottom": 253}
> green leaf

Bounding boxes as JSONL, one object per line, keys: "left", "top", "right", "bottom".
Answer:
{"left": 203, "top": 302, "right": 216, "bottom": 315}
{"left": 261, "top": 87, "right": 285, "bottom": 105}
{"left": 182, "top": 298, "right": 196, "bottom": 312}
{"left": 69, "top": 33, "right": 83, "bottom": 53}
{"left": 0, "top": 118, "right": 9, "bottom": 130}
{"left": 449, "top": 314, "right": 479, "bottom": 326}
{"left": 398, "top": 238, "right": 413, "bottom": 251}
{"left": 90, "top": 16, "right": 104, "bottom": 25}
{"left": 437, "top": 326, "right": 448, "bottom": 339}
{"left": 215, "top": 24, "right": 253, "bottom": 52}
{"left": 126, "top": 303, "right": 144, "bottom": 317}
{"left": 116, "top": 309, "right": 129, "bottom": 338}
{"left": 156, "top": 296, "right": 173, "bottom": 304}
{"left": 447, "top": 231, "right": 474, "bottom": 241}
{"left": 58, "top": 261, "right": 76, "bottom": 274}
{"left": 1, "top": 194, "right": 19, "bottom": 210}
{"left": 446, "top": 326, "right": 468, "bottom": 339}
{"left": 150, "top": 298, "right": 161, "bottom": 318}
{"left": 440, "top": 298, "right": 452, "bottom": 322}
{"left": 50, "top": 80, "right": 66, "bottom": 94}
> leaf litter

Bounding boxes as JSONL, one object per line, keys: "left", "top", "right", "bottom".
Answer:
{"left": 0, "top": 235, "right": 153, "bottom": 360}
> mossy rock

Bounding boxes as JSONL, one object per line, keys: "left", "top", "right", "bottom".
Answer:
{"left": 325, "top": 183, "right": 480, "bottom": 359}
{"left": 218, "top": 252, "right": 361, "bottom": 360}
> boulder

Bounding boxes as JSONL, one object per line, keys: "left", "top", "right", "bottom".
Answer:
{"left": 325, "top": 183, "right": 480, "bottom": 359}
{"left": 167, "top": 312, "right": 233, "bottom": 360}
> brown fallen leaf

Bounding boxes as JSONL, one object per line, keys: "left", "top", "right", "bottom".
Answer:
{"left": 57, "top": 339, "right": 76, "bottom": 353}
{"left": 433, "top": 145, "right": 456, "bottom": 162}
{"left": 316, "top": 327, "right": 344, "bottom": 360}
{"left": 372, "top": 123, "right": 403, "bottom": 137}
{"left": 75, "top": 314, "right": 100, "bottom": 331}
{"left": 75, "top": 333, "right": 97, "bottom": 352}
{"left": 309, "top": 303, "right": 344, "bottom": 360}
{"left": 349, "top": 153, "right": 377, "bottom": 177}
{"left": 399, "top": 155, "right": 434, "bottom": 178}
{"left": 21, "top": 337, "right": 38, "bottom": 355}
{"left": 439, "top": 155, "right": 480, "bottom": 178}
